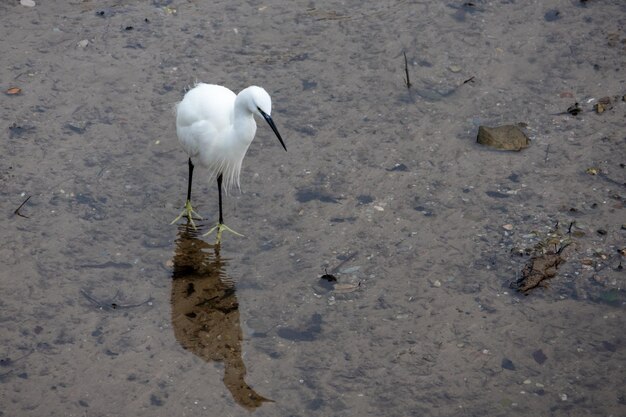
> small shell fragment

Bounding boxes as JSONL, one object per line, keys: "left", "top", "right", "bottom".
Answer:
{"left": 334, "top": 283, "right": 360, "bottom": 293}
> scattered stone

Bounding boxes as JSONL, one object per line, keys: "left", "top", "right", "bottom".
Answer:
{"left": 65, "top": 121, "right": 89, "bottom": 134}
{"left": 339, "top": 266, "right": 360, "bottom": 274}
{"left": 477, "top": 125, "right": 530, "bottom": 151}
{"left": 20, "top": 0, "right": 36, "bottom": 7}
{"left": 594, "top": 96, "right": 612, "bottom": 113}
{"left": 585, "top": 167, "right": 599, "bottom": 175}
{"left": 356, "top": 195, "right": 374, "bottom": 205}
{"left": 592, "top": 274, "right": 605, "bottom": 284}
{"left": 602, "top": 340, "right": 616, "bottom": 352}
{"left": 432, "top": 280, "right": 442, "bottom": 288}
{"left": 503, "top": 224, "right": 514, "bottom": 231}
{"left": 501, "top": 358, "right": 516, "bottom": 370}
{"left": 532, "top": 349, "right": 547, "bottom": 364}
{"left": 559, "top": 393, "right": 568, "bottom": 401}
{"left": 77, "top": 39, "right": 89, "bottom": 48}
{"left": 544, "top": 9, "right": 560, "bottom": 21}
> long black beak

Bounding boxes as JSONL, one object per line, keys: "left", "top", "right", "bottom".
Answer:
{"left": 259, "top": 108, "right": 287, "bottom": 152}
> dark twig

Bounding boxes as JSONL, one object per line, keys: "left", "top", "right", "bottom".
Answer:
{"left": 462, "top": 76, "right": 475, "bottom": 84}
{"left": 14, "top": 195, "right": 31, "bottom": 218}
{"left": 80, "top": 289, "right": 153, "bottom": 311}
{"left": 556, "top": 242, "right": 571, "bottom": 255}
{"left": 403, "top": 52, "right": 411, "bottom": 89}
{"left": 328, "top": 251, "right": 358, "bottom": 275}
{"left": 598, "top": 172, "right": 626, "bottom": 188}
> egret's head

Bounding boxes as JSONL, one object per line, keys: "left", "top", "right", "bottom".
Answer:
{"left": 242, "top": 86, "right": 286, "bottom": 152}
{"left": 246, "top": 86, "right": 272, "bottom": 118}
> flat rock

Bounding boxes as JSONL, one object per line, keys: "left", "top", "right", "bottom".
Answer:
{"left": 477, "top": 125, "right": 530, "bottom": 151}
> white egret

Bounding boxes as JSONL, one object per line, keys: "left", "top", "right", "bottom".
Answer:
{"left": 171, "top": 83, "right": 287, "bottom": 243}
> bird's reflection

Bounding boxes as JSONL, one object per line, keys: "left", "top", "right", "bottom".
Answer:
{"left": 171, "top": 223, "right": 272, "bottom": 410}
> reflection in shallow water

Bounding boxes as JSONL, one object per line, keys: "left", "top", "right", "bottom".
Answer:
{"left": 170, "top": 224, "right": 272, "bottom": 410}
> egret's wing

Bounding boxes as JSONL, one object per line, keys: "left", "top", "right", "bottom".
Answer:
{"left": 176, "top": 84, "right": 236, "bottom": 157}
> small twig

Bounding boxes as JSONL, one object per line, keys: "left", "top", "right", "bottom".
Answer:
{"left": 556, "top": 242, "right": 572, "bottom": 255}
{"left": 598, "top": 172, "right": 626, "bottom": 188}
{"left": 328, "top": 251, "right": 358, "bottom": 275}
{"left": 403, "top": 52, "right": 411, "bottom": 89}
{"left": 567, "top": 221, "right": 575, "bottom": 234}
{"left": 80, "top": 289, "right": 152, "bottom": 311}
{"left": 462, "top": 76, "right": 475, "bottom": 84}
{"left": 14, "top": 195, "right": 31, "bottom": 218}
{"left": 544, "top": 144, "right": 551, "bottom": 163}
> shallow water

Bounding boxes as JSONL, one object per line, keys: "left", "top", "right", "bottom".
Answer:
{"left": 1, "top": 1, "right": 625, "bottom": 416}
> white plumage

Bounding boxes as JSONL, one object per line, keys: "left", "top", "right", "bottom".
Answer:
{"left": 172, "top": 83, "right": 286, "bottom": 242}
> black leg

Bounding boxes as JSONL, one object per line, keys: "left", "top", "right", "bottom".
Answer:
{"left": 187, "top": 158, "right": 194, "bottom": 202}
{"left": 217, "top": 173, "right": 224, "bottom": 224}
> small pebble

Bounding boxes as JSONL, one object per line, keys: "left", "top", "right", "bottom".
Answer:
{"left": 373, "top": 205, "right": 384, "bottom": 211}
{"left": 560, "top": 393, "right": 567, "bottom": 401}
{"left": 544, "top": 9, "right": 560, "bottom": 22}
{"left": 501, "top": 358, "right": 515, "bottom": 370}
{"left": 432, "top": 280, "right": 441, "bottom": 288}
{"left": 503, "top": 224, "right": 514, "bottom": 231}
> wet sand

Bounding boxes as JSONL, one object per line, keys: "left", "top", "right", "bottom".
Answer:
{"left": 1, "top": 1, "right": 625, "bottom": 416}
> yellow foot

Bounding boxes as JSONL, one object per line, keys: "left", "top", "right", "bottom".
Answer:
{"left": 171, "top": 200, "right": 202, "bottom": 230}
{"left": 203, "top": 223, "right": 244, "bottom": 244}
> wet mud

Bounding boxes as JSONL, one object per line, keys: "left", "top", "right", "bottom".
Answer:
{"left": 1, "top": 1, "right": 625, "bottom": 416}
